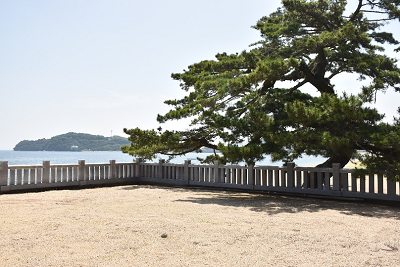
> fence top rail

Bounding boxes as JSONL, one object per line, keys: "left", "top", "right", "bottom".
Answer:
{"left": 254, "top": 165, "right": 285, "bottom": 170}
{"left": 7, "top": 164, "right": 45, "bottom": 169}
{"left": 85, "top": 163, "right": 111, "bottom": 167}
{"left": 220, "top": 165, "right": 249, "bottom": 169}
{"left": 139, "top": 162, "right": 159, "bottom": 165}
{"left": 189, "top": 164, "right": 215, "bottom": 168}
{"left": 140, "top": 162, "right": 185, "bottom": 167}
{"left": 294, "top": 166, "right": 332, "bottom": 172}
{"left": 339, "top": 168, "right": 355, "bottom": 174}
{"left": 48, "top": 164, "right": 80, "bottom": 168}
{"left": 7, "top": 163, "right": 82, "bottom": 168}
{"left": 162, "top": 163, "right": 185, "bottom": 167}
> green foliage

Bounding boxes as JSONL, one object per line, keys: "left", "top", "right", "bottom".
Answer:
{"left": 122, "top": 127, "right": 218, "bottom": 162}
{"left": 14, "top": 132, "right": 130, "bottom": 151}
{"left": 123, "top": 0, "right": 400, "bottom": 180}
{"left": 354, "top": 116, "right": 400, "bottom": 180}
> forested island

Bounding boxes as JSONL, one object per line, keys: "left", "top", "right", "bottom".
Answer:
{"left": 13, "top": 132, "right": 130, "bottom": 151}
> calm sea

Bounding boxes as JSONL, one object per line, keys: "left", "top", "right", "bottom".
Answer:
{"left": 0, "top": 150, "right": 135, "bottom": 165}
{"left": 0, "top": 150, "right": 326, "bottom": 166}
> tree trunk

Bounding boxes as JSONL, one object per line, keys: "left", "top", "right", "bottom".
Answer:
{"left": 315, "top": 153, "right": 352, "bottom": 168}
{"left": 304, "top": 153, "right": 352, "bottom": 189}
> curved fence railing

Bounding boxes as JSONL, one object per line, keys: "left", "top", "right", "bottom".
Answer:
{"left": 1, "top": 159, "right": 399, "bottom": 202}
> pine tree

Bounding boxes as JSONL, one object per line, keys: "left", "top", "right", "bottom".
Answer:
{"left": 123, "top": 0, "right": 400, "bottom": 180}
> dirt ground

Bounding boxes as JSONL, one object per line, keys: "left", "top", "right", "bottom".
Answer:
{"left": 1, "top": 185, "right": 399, "bottom": 266}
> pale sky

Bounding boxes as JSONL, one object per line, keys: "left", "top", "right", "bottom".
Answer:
{"left": 0, "top": 0, "right": 399, "bottom": 150}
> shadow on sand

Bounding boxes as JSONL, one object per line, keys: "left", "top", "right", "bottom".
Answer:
{"left": 121, "top": 184, "right": 400, "bottom": 219}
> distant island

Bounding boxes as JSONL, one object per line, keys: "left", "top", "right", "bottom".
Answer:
{"left": 13, "top": 132, "right": 130, "bottom": 151}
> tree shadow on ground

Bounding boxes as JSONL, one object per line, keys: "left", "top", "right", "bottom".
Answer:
{"left": 191, "top": 192, "right": 400, "bottom": 218}
{"left": 183, "top": 190, "right": 400, "bottom": 219}
{"left": 120, "top": 184, "right": 400, "bottom": 219}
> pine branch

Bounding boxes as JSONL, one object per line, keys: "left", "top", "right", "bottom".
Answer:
{"left": 360, "top": 10, "right": 389, "bottom": 14}
{"left": 350, "top": 0, "right": 364, "bottom": 22}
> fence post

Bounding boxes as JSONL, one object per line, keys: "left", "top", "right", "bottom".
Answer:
{"left": 248, "top": 164, "right": 255, "bottom": 189}
{"left": 1, "top": 161, "right": 8, "bottom": 187}
{"left": 287, "top": 162, "right": 295, "bottom": 188}
{"left": 387, "top": 179, "right": 396, "bottom": 196}
{"left": 184, "top": 160, "right": 191, "bottom": 184}
{"left": 43, "top": 161, "right": 50, "bottom": 183}
{"left": 135, "top": 158, "right": 142, "bottom": 178}
{"left": 78, "top": 160, "right": 86, "bottom": 181}
{"left": 158, "top": 159, "right": 165, "bottom": 179}
{"left": 332, "top": 163, "right": 341, "bottom": 191}
{"left": 213, "top": 160, "right": 220, "bottom": 183}
{"left": 109, "top": 160, "right": 116, "bottom": 179}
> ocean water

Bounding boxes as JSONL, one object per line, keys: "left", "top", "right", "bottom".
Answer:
{"left": 0, "top": 150, "right": 134, "bottom": 165}
{"left": 0, "top": 150, "right": 326, "bottom": 166}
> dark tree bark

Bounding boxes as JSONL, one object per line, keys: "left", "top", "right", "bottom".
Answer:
{"left": 316, "top": 153, "right": 353, "bottom": 168}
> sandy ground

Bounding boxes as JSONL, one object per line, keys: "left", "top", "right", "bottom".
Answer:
{"left": 1, "top": 185, "right": 400, "bottom": 267}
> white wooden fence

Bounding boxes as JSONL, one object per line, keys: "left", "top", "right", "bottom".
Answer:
{"left": 0, "top": 160, "right": 136, "bottom": 192}
{"left": 1, "top": 159, "right": 399, "bottom": 202}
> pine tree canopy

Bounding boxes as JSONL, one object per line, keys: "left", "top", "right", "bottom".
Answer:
{"left": 122, "top": 0, "right": 400, "bottom": 180}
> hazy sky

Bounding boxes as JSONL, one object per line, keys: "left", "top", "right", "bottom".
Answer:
{"left": 1, "top": 0, "right": 399, "bottom": 150}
